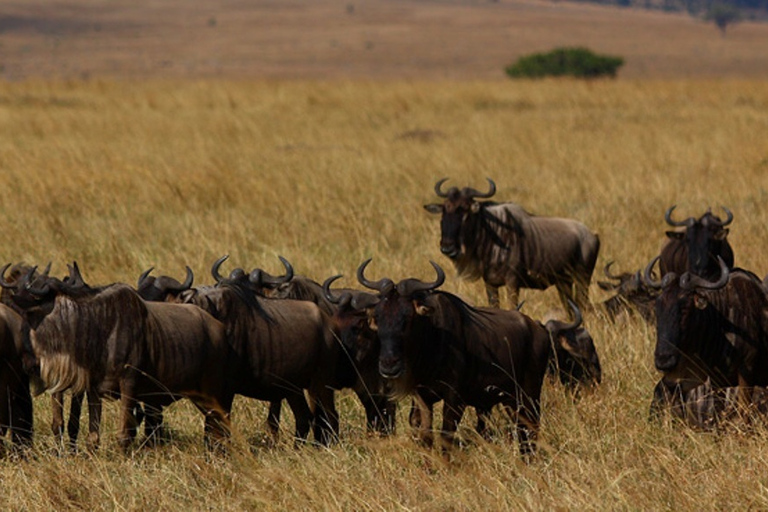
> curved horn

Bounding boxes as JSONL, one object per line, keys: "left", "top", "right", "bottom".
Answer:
{"left": 643, "top": 256, "right": 664, "bottom": 289}
{"left": 664, "top": 205, "right": 694, "bottom": 228}
{"left": 434, "top": 178, "right": 451, "bottom": 198}
{"left": 66, "top": 262, "right": 86, "bottom": 289}
{"left": 167, "top": 266, "right": 194, "bottom": 291}
{"left": 464, "top": 177, "right": 496, "bottom": 199}
{"left": 0, "top": 263, "right": 18, "bottom": 289}
{"left": 137, "top": 267, "right": 154, "bottom": 288}
{"left": 23, "top": 266, "right": 50, "bottom": 296}
{"left": 545, "top": 298, "right": 583, "bottom": 335}
{"left": 322, "top": 274, "right": 349, "bottom": 305}
{"left": 261, "top": 256, "right": 294, "bottom": 286}
{"left": 680, "top": 257, "right": 729, "bottom": 291}
{"left": 397, "top": 261, "right": 446, "bottom": 296}
{"left": 41, "top": 261, "right": 52, "bottom": 277}
{"left": 356, "top": 258, "right": 394, "bottom": 292}
{"left": 709, "top": 206, "right": 734, "bottom": 227}
{"left": 603, "top": 261, "right": 621, "bottom": 281}
{"left": 211, "top": 255, "right": 229, "bottom": 284}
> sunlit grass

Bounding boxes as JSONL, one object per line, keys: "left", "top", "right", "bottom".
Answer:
{"left": 1, "top": 78, "right": 768, "bottom": 510}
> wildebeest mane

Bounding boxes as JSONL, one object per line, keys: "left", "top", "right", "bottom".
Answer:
{"left": 428, "top": 290, "right": 500, "bottom": 334}
{"left": 217, "top": 280, "right": 276, "bottom": 325}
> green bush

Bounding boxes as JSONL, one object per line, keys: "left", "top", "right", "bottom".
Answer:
{"left": 505, "top": 47, "right": 624, "bottom": 79}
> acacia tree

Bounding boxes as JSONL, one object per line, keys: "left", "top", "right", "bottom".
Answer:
{"left": 706, "top": 4, "right": 742, "bottom": 34}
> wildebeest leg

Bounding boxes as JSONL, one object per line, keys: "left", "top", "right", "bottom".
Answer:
{"left": 310, "top": 387, "right": 339, "bottom": 446}
{"left": 117, "top": 382, "right": 139, "bottom": 453}
{"left": 142, "top": 402, "right": 166, "bottom": 446}
{"left": 51, "top": 392, "right": 66, "bottom": 448}
{"left": 285, "top": 394, "right": 312, "bottom": 444}
{"left": 439, "top": 399, "right": 465, "bottom": 452}
{"left": 511, "top": 388, "right": 541, "bottom": 458}
{"left": 266, "top": 400, "right": 282, "bottom": 442}
{"left": 9, "top": 380, "right": 34, "bottom": 451}
{"left": 66, "top": 391, "right": 85, "bottom": 452}
{"left": 485, "top": 282, "right": 502, "bottom": 309}
{"left": 85, "top": 390, "right": 102, "bottom": 453}
{"left": 409, "top": 393, "right": 434, "bottom": 447}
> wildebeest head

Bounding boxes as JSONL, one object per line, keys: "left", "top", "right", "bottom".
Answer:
{"left": 136, "top": 266, "right": 194, "bottom": 302}
{"left": 357, "top": 259, "right": 445, "bottom": 379}
{"left": 598, "top": 262, "right": 659, "bottom": 322}
{"left": 663, "top": 205, "right": 734, "bottom": 278}
{"left": 323, "top": 275, "right": 381, "bottom": 363}
{"left": 644, "top": 255, "right": 729, "bottom": 373}
{"left": 423, "top": 178, "right": 497, "bottom": 259}
{"left": 543, "top": 300, "right": 602, "bottom": 387}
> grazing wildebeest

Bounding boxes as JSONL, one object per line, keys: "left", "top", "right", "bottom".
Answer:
{"left": 0, "top": 303, "right": 33, "bottom": 454}
{"left": 644, "top": 256, "right": 768, "bottom": 419}
{"left": 423, "top": 178, "right": 600, "bottom": 311}
{"left": 597, "top": 262, "right": 659, "bottom": 323}
{"left": 3, "top": 263, "right": 232, "bottom": 452}
{"left": 356, "top": 259, "right": 600, "bottom": 456}
{"left": 175, "top": 256, "right": 341, "bottom": 445}
{"left": 659, "top": 205, "right": 734, "bottom": 279}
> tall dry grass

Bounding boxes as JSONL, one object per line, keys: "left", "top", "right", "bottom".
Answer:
{"left": 1, "top": 78, "right": 768, "bottom": 510}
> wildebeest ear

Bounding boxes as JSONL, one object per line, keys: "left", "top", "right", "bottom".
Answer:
{"left": 423, "top": 204, "right": 443, "bottom": 214}
{"left": 714, "top": 228, "right": 729, "bottom": 241}
{"left": 413, "top": 300, "right": 434, "bottom": 316}
{"left": 693, "top": 294, "right": 708, "bottom": 310}
{"left": 665, "top": 231, "right": 685, "bottom": 240}
{"left": 470, "top": 201, "right": 481, "bottom": 214}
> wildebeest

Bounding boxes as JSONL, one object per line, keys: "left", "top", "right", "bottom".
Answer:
{"left": 0, "top": 302, "right": 33, "bottom": 454}
{"left": 174, "top": 256, "right": 341, "bottom": 445}
{"left": 597, "top": 262, "right": 658, "bottom": 323}
{"left": 659, "top": 205, "right": 734, "bottom": 279}
{"left": 137, "top": 265, "right": 194, "bottom": 303}
{"left": 356, "top": 259, "right": 600, "bottom": 456}
{"left": 424, "top": 178, "right": 600, "bottom": 311}
{"left": 645, "top": 256, "right": 768, "bottom": 418}
{"left": 656, "top": 378, "right": 768, "bottom": 431}
{"left": 3, "top": 263, "right": 232, "bottom": 452}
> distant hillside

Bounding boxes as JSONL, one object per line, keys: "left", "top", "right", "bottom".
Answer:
{"left": 569, "top": 0, "right": 768, "bottom": 20}
{"left": 2, "top": 0, "right": 768, "bottom": 80}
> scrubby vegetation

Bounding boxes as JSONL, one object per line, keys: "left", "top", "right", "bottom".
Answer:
{"left": 505, "top": 47, "right": 624, "bottom": 79}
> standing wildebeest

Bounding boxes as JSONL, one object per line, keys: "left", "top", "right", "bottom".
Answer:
{"left": 597, "top": 262, "right": 659, "bottom": 323}
{"left": 175, "top": 256, "right": 341, "bottom": 445}
{"left": 4, "top": 264, "right": 231, "bottom": 452}
{"left": 242, "top": 257, "right": 396, "bottom": 435}
{"left": 0, "top": 263, "right": 90, "bottom": 451}
{"left": 644, "top": 256, "right": 768, "bottom": 419}
{"left": 424, "top": 178, "right": 600, "bottom": 311}
{"left": 659, "top": 205, "right": 734, "bottom": 279}
{"left": 0, "top": 303, "right": 33, "bottom": 454}
{"left": 356, "top": 259, "right": 600, "bottom": 456}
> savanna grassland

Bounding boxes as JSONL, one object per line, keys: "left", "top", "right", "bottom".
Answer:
{"left": 1, "top": 78, "right": 768, "bottom": 510}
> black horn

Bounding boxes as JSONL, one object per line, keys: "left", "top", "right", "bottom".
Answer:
{"left": 680, "top": 256, "right": 729, "bottom": 291}
{"left": 261, "top": 256, "right": 294, "bottom": 286}
{"left": 211, "top": 255, "right": 229, "bottom": 284}
{"left": 464, "top": 178, "right": 496, "bottom": 199}
{"left": 168, "top": 266, "right": 194, "bottom": 291}
{"left": 664, "top": 205, "right": 694, "bottom": 228}
{"left": 642, "top": 256, "right": 665, "bottom": 289}
{"left": 545, "top": 298, "right": 583, "bottom": 335}
{"left": 356, "top": 259, "right": 394, "bottom": 293}
{"left": 603, "top": 261, "right": 621, "bottom": 281}
{"left": 0, "top": 263, "right": 18, "bottom": 289}
{"left": 710, "top": 206, "right": 734, "bottom": 227}
{"left": 396, "top": 261, "right": 446, "bottom": 296}
{"left": 434, "top": 178, "right": 451, "bottom": 198}
{"left": 137, "top": 267, "right": 155, "bottom": 288}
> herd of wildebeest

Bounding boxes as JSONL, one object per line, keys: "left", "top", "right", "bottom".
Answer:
{"left": 0, "top": 177, "right": 766, "bottom": 459}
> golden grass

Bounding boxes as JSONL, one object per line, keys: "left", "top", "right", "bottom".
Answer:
{"left": 2, "top": 78, "right": 768, "bottom": 510}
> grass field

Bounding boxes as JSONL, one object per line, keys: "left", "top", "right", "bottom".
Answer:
{"left": 0, "top": 77, "right": 768, "bottom": 510}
